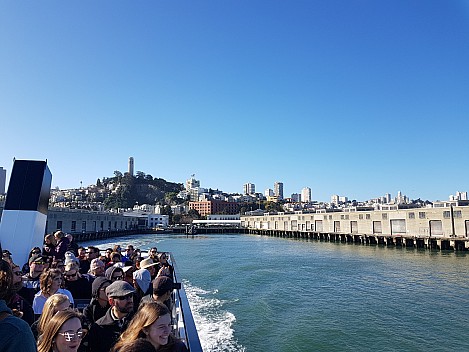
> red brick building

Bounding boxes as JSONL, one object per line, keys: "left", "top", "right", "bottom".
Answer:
{"left": 189, "top": 200, "right": 239, "bottom": 217}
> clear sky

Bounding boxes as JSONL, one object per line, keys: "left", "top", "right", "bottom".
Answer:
{"left": 1, "top": 1, "right": 468, "bottom": 202}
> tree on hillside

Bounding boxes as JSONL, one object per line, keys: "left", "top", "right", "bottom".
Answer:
{"left": 96, "top": 178, "right": 102, "bottom": 187}
{"left": 114, "top": 170, "right": 123, "bottom": 178}
{"left": 136, "top": 171, "right": 145, "bottom": 179}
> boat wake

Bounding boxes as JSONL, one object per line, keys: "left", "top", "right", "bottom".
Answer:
{"left": 183, "top": 280, "right": 245, "bottom": 352}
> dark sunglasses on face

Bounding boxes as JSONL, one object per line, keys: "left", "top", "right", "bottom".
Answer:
{"left": 112, "top": 275, "right": 123, "bottom": 281}
{"left": 13, "top": 271, "right": 23, "bottom": 276}
{"left": 64, "top": 272, "right": 78, "bottom": 278}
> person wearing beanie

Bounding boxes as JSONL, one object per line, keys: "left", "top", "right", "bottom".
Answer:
{"left": 132, "top": 268, "right": 151, "bottom": 307}
{"left": 87, "top": 280, "right": 136, "bottom": 352}
{"left": 88, "top": 258, "right": 105, "bottom": 279}
{"left": 82, "top": 277, "right": 111, "bottom": 329}
{"left": 139, "top": 275, "right": 175, "bottom": 310}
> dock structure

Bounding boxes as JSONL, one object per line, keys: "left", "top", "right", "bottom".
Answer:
{"left": 241, "top": 204, "right": 469, "bottom": 251}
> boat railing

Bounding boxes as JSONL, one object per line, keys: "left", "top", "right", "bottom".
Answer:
{"left": 169, "top": 252, "right": 203, "bottom": 352}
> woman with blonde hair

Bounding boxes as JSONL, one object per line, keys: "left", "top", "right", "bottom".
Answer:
{"left": 113, "top": 302, "right": 187, "bottom": 352}
{"left": 37, "top": 309, "right": 84, "bottom": 352}
{"left": 31, "top": 293, "right": 70, "bottom": 339}
{"left": 32, "top": 268, "right": 74, "bottom": 316}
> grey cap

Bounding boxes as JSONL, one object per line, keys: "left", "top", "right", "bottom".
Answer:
{"left": 105, "top": 280, "right": 136, "bottom": 297}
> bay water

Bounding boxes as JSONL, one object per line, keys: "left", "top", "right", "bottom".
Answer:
{"left": 87, "top": 233, "right": 469, "bottom": 352}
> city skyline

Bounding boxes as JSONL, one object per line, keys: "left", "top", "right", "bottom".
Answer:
{"left": 1, "top": 1, "right": 468, "bottom": 202}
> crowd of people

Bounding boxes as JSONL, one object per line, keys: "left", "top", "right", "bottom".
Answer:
{"left": 0, "top": 230, "right": 187, "bottom": 352}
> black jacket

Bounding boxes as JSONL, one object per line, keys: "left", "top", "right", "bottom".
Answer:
{"left": 82, "top": 298, "right": 109, "bottom": 329}
{"left": 87, "top": 307, "right": 134, "bottom": 352}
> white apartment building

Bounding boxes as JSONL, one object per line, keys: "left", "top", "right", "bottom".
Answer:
{"left": 243, "top": 183, "right": 255, "bottom": 195}
{"left": 274, "top": 182, "right": 284, "bottom": 200}
{"left": 302, "top": 187, "right": 311, "bottom": 203}
{"left": 186, "top": 176, "right": 200, "bottom": 190}
{"left": 265, "top": 188, "right": 274, "bottom": 197}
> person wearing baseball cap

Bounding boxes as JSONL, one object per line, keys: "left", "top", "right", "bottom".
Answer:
{"left": 87, "top": 280, "right": 136, "bottom": 352}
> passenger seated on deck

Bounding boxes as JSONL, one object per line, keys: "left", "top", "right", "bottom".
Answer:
{"left": 21, "top": 254, "right": 47, "bottom": 305}
{"left": 113, "top": 338, "right": 157, "bottom": 352}
{"left": 82, "top": 277, "right": 111, "bottom": 329}
{"left": 32, "top": 268, "right": 74, "bottom": 316}
{"left": 132, "top": 268, "right": 151, "bottom": 307}
{"left": 106, "top": 252, "right": 123, "bottom": 269}
{"left": 81, "top": 246, "right": 100, "bottom": 275}
{"left": 139, "top": 258, "right": 159, "bottom": 280}
{"left": 147, "top": 248, "right": 159, "bottom": 263}
{"left": 88, "top": 259, "right": 105, "bottom": 280}
{"left": 64, "top": 263, "right": 92, "bottom": 300}
{"left": 105, "top": 266, "right": 125, "bottom": 282}
{"left": 31, "top": 293, "right": 70, "bottom": 340}
{"left": 37, "top": 309, "right": 84, "bottom": 352}
{"left": 0, "top": 259, "right": 37, "bottom": 352}
{"left": 112, "top": 302, "right": 188, "bottom": 352}
{"left": 139, "top": 276, "right": 174, "bottom": 311}
{"left": 6, "top": 263, "right": 35, "bottom": 326}
{"left": 22, "top": 246, "right": 42, "bottom": 273}
{"left": 87, "top": 280, "right": 136, "bottom": 352}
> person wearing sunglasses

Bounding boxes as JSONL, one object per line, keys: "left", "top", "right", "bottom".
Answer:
{"left": 21, "top": 253, "right": 47, "bottom": 305}
{"left": 105, "top": 266, "right": 125, "bottom": 282}
{"left": 37, "top": 309, "right": 84, "bottom": 352}
{"left": 87, "top": 280, "right": 136, "bottom": 352}
{"left": 63, "top": 263, "right": 92, "bottom": 300}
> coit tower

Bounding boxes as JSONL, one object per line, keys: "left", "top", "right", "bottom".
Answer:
{"left": 128, "top": 157, "right": 134, "bottom": 176}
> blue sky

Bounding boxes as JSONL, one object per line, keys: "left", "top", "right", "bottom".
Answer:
{"left": 1, "top": 1, "right": 468, "bottom": 202}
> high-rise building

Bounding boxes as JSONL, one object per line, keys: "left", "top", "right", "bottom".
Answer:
{"left": 0, "top": 167, "right": 6, "bottom": 194}
{"left": 265, "top": 188, "right": 274, "bottom": 197}
{"left": 243, "top": 183, "right": 255, "bottom": 195}
{"left": 274, "top": 182, "right": 283, "bottom": 200}
{"left": 128, "top": 157, "right": 134, "bottom": 176}
{"left": 385, "top": 193, "right": 391, "bottom": 204}
{"left": 301, "top": 187, "right": 311, "bottom": 203}
{"left": 291, "top": 193, "right": 300, "bottom": 202}
{"left": 331, "top": 194, "right": 339, "bottom": 205}
{"left": 186, "top": 175, "right": 200, "bottom": 191}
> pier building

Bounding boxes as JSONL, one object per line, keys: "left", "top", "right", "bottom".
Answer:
{"left": 46, "top": 207, "right": 139, "bottom": 235}
{"left": 241, "top": 201, "right": 469, "bottom": 250}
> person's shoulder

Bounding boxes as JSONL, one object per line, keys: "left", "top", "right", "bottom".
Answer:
{"left": 171, "top": 338, "right": 189, "bottom": 352}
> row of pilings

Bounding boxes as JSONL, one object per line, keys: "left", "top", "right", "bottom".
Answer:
{"left": 247, "top": 229, "right": 469, "bottom": 251}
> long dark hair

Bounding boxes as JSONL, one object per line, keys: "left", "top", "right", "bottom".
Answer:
{"left": 0, "top": 259, "right": 14, "bottom": 301}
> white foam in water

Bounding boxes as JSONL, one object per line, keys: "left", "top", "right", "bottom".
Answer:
{"left": 183, "top": 280, "right": 245, "bottom": 352}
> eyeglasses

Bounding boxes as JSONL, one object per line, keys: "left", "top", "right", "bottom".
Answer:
{"left": 33, "top": 261, "right": 45, "bottom": 265}
{"left": 64, "top": 272, "right": 78, "bottom": 278}
{"left": 111, "top": 275, "right": 123, "bottom": 281}
{"left": 58, "top": 330, "right": 86, "bottom": 341}
{"left": 114, "top": 293, "right": 133, "bottom": 300}
{"left": 32, "top": 251, "right": 41, "bottom": 254}
{"left": 13, "top": 271, "right": 23, "bottom": 276}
